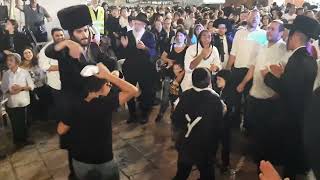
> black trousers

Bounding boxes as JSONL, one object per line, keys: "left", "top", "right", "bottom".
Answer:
{"left": 246, "top": 95, "right": 284, "bottom": 165}
{"left": 230, "top": 67, "right": 252, "bottom": 127}
{"left": 7, "top": 106, "right": 28, "bottom": 144}
{"left": 48, "top": 87, "right": 61, "bottom": 121}
{"left": 31, "top": 86, "right": 51, "bottom": 122}
{"left": 123, "top": 72, "right": 156, "bottom": 117}
{"left": 219, "top": 115, "right": 231, "bottom": 167}
{"left": 174, "top": 158, "right": 215, "bottom": 180}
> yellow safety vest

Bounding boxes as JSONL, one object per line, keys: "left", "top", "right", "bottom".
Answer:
{"left": 88, "top": 6, "right": 105, "bottom": 35}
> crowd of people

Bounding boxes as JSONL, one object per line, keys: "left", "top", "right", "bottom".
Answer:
{"left": 1, "top": 0, "right": 320, "bottom": 180}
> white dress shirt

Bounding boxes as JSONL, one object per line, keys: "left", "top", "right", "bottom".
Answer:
{"left": 312, "top": 40, "right": 320, "bottom": 59}
{"left": 230, "top": 27, "right": 268, "bottom": 68}
{"left": 250, "top": 39, "right": 292, "bottom": 99}
{"left": 38, "top": 41, "right": 61, "bottom": 90}
{"left": 181, "top": 44, "right": 222, "bottom": 91}
{"left": 119, "top": 16, "right": 129, "bottom": 28}
{"left": 314, "top": 59, "right": 320, "bottom": 90}
{"left": 1, "top": 67, "right": 35, "bottom": 108}
{"left": 221, "top": 35, "right": 229, "bottom": 68}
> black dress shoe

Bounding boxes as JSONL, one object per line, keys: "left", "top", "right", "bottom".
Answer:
{"left": 140, "top": 117, "right": 148, "bottom": 124}
{"left": 0, "top": 154, "right": 6, "bottom": 160}
{"left": 127, "top": 115, "right": 138, "bottom": 124}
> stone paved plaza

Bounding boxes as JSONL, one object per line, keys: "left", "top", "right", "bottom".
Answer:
{"left": 0, "top": 106, "right": 260, "bottom": 180}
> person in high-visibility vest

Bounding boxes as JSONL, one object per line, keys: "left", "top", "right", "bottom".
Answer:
{"left": 88, "top": 0, "right": 106, "bottom": 35}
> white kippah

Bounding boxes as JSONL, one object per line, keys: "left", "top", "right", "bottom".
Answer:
{"left": 80, "top": 65, "right": 99, "bottom": 77}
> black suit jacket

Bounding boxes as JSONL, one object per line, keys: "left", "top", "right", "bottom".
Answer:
{"left": 121, "top": 30, "right": 157, "bottom": 78}
{"left": 264, "top": 47, "right": 317, "bottom": 169}
{"left": 213, "top": 33, "right": 233, "bottom": 62}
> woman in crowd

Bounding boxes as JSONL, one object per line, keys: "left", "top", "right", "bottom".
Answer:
{"left": 156, "top": 29, "right": 189, "bottom": 122}
{"left": 20, "top": 47, "right": 49, "bottom": 122}
{"left": 207, "top": 21, "right": 216, "bottom": 33}
{"left": 261, "top": 15, "right": 271, "bottom": 30}
{"left": 1, "top": 53, "right": 34, "bottom": 148}
{"left": 0, "top": 19, "right": 31, "bottom": 58}
{"left": 190, "top": 24, "right": 204, "bottom": 45}
{"left": 57, "top": 63, "right": 139, "bottom": 180}
{"left": 181, "top": 30, "right": 222, "bottom": 91}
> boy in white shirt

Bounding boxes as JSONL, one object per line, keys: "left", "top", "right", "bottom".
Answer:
{"left": 1, "top": 53, "right": 34, "bottom": 147}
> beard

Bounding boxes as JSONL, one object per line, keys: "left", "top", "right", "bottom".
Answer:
{"left": 71, "top": 36, "right": 90, "bottom": 47}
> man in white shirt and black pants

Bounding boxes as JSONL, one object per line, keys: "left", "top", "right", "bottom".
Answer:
{"left": 38, "top": 28, "right": 64, "bottom": 120}
{"left": 226, "top": 9, "right": 267, "bottom": 127}
{"left": 236, "top": 20, "right": 291, "bottom": 167}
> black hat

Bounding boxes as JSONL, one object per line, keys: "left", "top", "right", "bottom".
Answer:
{"left": 284, "top": 15, "right": 320, "bottom": 40}
{"left": 57, "top": 5, "right": 92, "bottom": 31}
{"left": 213, "top": 18, "right": 232, "bottom": 31}
{"left": 134, "top": 13, "right": 149, "bottom": 25}
{"left": 216, "top": 70, "right": 231, "bottom": 83}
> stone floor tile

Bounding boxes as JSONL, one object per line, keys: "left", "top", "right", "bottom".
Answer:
{"left": 52, "top": 167, "right": 69, "bottom": 180}
{"left": 15, "top": 161, "right": 52, "bottom": 180}
{"left": 119, "top": 170, "right": 130, "bottom": 180}
{"left": 148, "top": 148, "right": 177, "bottom": 169}
{"left": 112, "top": 135, "right": 128, "bottom": 150}
{"left": 42, "top": 149, "right": 68, "bottom": 174}
{"left": 120, "top": 158, "right": 155, "bottom": 177}
{"left": 132, "top": 163, "right": 176, "bottom": 180}
{"left": 0, "top": 161, "right": 16, "bottom": 180}
{"left": 37, "top": 141, "right": 60, "bottom": 154}
{"left": 10, "top": 148, "right": 41, "bottom": 168}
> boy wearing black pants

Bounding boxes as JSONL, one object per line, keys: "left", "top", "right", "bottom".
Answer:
{"left": 172, "top": 68, "right": 224, "bottom": 180}
{"left": 216, "top": 70, "right": 235, "bottom": 173}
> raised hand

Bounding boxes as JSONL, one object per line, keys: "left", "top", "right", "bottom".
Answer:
{"left": 269, "top": 64, "right": 284, "bottom": 78}
{"left": 136, "top": 40, "right": 146, "bottom": 50}
{"left": 66, "top": 40, "right": 83, "bottom": 59}
{"left": 95, "top": 63, "right": 111, "bottom": 80}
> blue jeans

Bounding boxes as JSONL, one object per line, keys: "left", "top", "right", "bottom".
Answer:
{"left": 72, "top": 159, "right": 119, "bottom": 180}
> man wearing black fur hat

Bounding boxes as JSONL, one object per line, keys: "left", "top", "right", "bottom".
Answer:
{"left": 45, "top": 5, "right": 113, "bottom": 180}
{"left": 261, "top": 15, "right": 320, "bottom": 179}
{"left": 120, "top": 13, "right": 157, "bottom": 124}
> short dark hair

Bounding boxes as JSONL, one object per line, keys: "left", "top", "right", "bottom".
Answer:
{"left": 7, "top": 19, "right": 19, "bottom": 31}
{"left": 176, "top": 28, "right": 187, "bottom": 37}
{"left": 83, "top": 76, "right": 108, "bottom": 97}
{"left": 51, "top": 27, "right": 63, "bottom": 36}
{"left": 289, "top": 30, "right": 309, "bottom": 44}
{"left": 192, "top": 68, "right": 211, "bottom": 89}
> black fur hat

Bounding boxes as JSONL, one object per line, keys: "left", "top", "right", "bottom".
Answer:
{"left": 57, "top": 5, "right": 92, "bottom": 31}
{"left": 284, "top": 15, "right": 320, "bottom": 40}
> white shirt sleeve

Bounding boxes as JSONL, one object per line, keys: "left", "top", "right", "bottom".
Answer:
{"left": 280, "top": 51, "right": 292, "bottom": 67}
{"left": 248, "top": 45, "right": 262, "bottom": 67}
{"left": 38, "top": 44, "right": 52, "bottom": 71}
{"left": 184, "top": 45, "right": 196, "bottom": 73}
{"left": 230, "top": 30, "right": 241, "bottom": 56}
